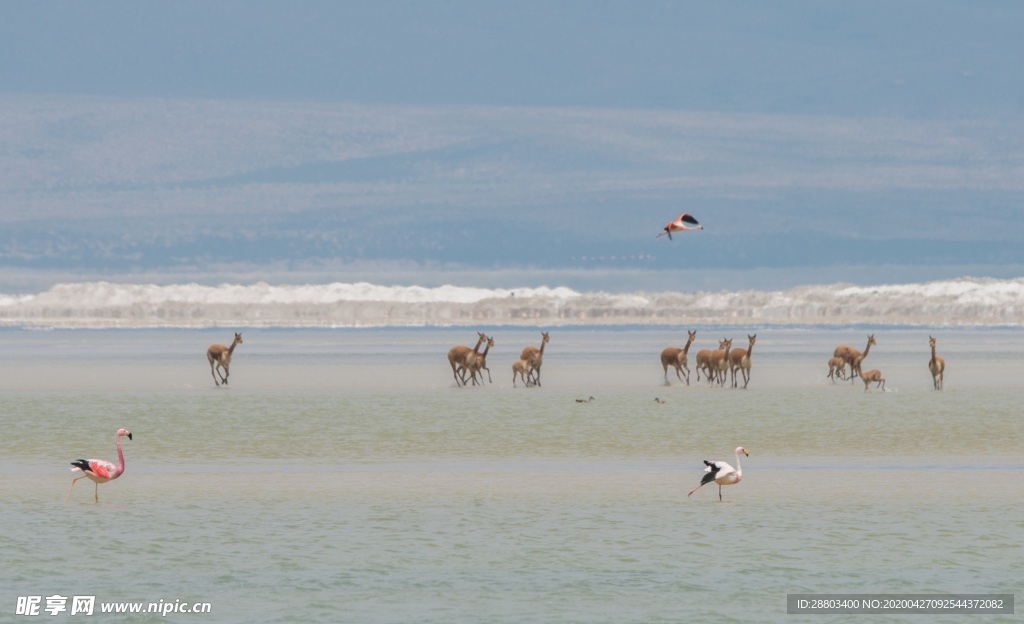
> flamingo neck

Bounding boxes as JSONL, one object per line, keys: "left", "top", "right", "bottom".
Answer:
{"left": 114, "top": 434, "right": 126, "bottom": 476}
{"left": 734, "top": 450, "right": 743, "bottom": 478}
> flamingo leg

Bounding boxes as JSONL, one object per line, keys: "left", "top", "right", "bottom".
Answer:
{"left": 718, "top": 485, "right": 723, "bottom": 501}
{"left": 64, "top": 476, "right": 87, "bottom": 504}
{"left": 94, "top": 482, "right": 100, "bottom": 503}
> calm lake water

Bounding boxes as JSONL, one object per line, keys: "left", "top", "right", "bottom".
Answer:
{"left": 1, "top": 327, "right": 1021, "bottom": 622}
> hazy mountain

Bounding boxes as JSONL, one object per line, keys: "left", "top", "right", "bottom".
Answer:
{"left": 0, "top": 1, "right": 1021, "bottom": 290}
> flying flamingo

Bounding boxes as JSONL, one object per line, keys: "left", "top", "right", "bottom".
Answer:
{"left": 656, "top": 213, "right": 703, "bottom": 240}
{"left": 688, "top": 446, "right": 748, "bottom": 501}
{"left": 64, "top": 428, "right": 132, "bottom": 503}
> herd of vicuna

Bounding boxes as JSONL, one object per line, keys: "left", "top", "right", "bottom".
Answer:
{"left": 661, "top": 331, "right": 945, "bottom": 393}
{"left": 204, "top": 330, "right": 947, "bottom": 393}
{"left": 447, "top": 331, "right": 550, "bottom": 388}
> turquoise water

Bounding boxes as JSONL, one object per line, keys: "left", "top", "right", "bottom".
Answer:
{"left": 1, "top": 327, "right": 1021, "bottom": 622}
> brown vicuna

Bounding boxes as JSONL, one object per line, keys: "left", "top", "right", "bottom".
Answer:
{"left": 705, "top": 338, "right": 733, "bottom": 386}
{"left": 849, "top": 334, "right": 876, "bottom": 381}
{"left": 861, "top": 369, "right": 885, "bottom": 393}
{"left": 835, "top": 334, "right": 875, "bottom": 382}
{"left": 462, "top": 336, "right": 494, "bottom": 386}
{"left": 660, "top": 330, "right": 697, "bottom": 385}
{"left": 448, "top": 332, "right": 486, "bottom": 386}
{"left": 928, "top": 335, "right": 945, "bottom": 390}
{"left": 207, "top": 332, "right": 243, "bottom": 386}
{"left": 520, "top": 331, "right": 550, "bottom": 387}
{"left": 826, "top": 356, "right": 847, "bottom": 382}
{"left": 512, "top": 358, "right": 533, "bottom": 387}
{"left": 729, "top": 334, "right": 756, "bottom": 388}
{"left": 694, "top": 340, "right": 717, "bottom": 383}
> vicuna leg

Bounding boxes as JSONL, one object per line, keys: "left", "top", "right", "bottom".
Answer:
{"left": 449, "top": 358, "right": 464, "bottom": 387}
{"left": 214, "top": 358, "right": 229, "bottom": 385}
{"left": 208, "top": 354, "right": 221, "bottom": 386}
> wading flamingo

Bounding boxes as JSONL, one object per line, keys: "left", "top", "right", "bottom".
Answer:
{"left": 448, "top": 332, "right": 486, "bottom": 386}
{"left": 928, "top": 336, "right": 945, "bottom": 390}
{"left": 65, "top": 428, "right": 132, "bottom": 503}
{"left": 661, "top": 330, "right": 697, "bottom": 385}
{"left": 688, "top": 446, "right": 748, "bottom": 501}
{"left": 207, "top": 332, "right": 243, "bottom": 386}
{"left": 655, "top": 213, "right": 703, "bottom": 240}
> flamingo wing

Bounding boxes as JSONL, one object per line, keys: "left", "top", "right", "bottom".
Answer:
{"left": 657, "top": 213, "right": 701, "bottom": 239}
{"left": 70, "top": 458, "right": 116, "bottom": 479}
{"left": 699, "top": 460, "right": 721, "bottom": 486}
{"left": 701, "top": 460, "right": 736, "bottom": 485}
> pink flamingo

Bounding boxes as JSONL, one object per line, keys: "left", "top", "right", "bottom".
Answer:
{"left": 688, "top": 446, "right": 748, "bottom": 501}
{"left": 656, "top": 212, "right": 703, "bottom": 240}
{"left": 64, "top": 428, "right": 132, "bottom": 503}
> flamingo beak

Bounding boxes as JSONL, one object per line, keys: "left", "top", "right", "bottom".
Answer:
{"left": 127, "top": 432, "right": 133, "bottom": 441}
{"left": 743, "top": 449, "right": 749, "bottom": 456}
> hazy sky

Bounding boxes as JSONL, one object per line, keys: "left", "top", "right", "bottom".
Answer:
{"left": 1, "top": 1, "right": 1022, "bottom": 291}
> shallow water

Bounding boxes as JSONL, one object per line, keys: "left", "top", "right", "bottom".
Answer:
{"left": 1, "top": 327, "right": 1021, "bottom": 622}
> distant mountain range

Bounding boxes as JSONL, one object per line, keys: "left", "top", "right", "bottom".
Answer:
{"left": 2, "top": 97, "right": 1022, "bottom": 286}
